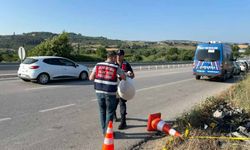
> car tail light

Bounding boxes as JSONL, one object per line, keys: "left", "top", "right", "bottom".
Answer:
{"left": 29, "top": 66, "right": 40, "bottom": 69}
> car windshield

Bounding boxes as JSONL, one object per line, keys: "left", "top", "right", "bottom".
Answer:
{"left": 22, "top": 58, "right": 38, "bottom": 64}
{"left": 196, "top": 49, "right": 220, "bottom": 61}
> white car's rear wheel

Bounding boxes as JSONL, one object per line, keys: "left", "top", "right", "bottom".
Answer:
{"left": 79, "top": 71, "right": 88, "bottom": 80}
{"left": 37, "top": 73, "right": 50, "bottom": 84}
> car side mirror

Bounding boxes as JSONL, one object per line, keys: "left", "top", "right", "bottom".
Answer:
{"left": 75, "top": 64, "right": 79, "bottom": 68}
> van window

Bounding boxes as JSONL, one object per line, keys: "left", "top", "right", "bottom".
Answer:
{"left": 196, "top": 50, "right": 220, "bottom": 61}
{"left": 22, "top": 58, "right": 38, "bottom": 64}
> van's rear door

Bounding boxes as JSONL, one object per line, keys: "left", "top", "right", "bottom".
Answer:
{"left": 193, "top": 48, "right": 222, "bottom": 75}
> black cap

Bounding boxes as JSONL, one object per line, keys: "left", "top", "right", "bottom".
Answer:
{"left": 107, "top": 51, "right": 117, "bottom": 57}
{"left": 117, "top": 49, "right": 125, "bottom": 56}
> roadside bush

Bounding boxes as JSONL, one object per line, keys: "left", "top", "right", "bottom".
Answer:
{"left": 70, "top": 54, "right": 103, "bottom": 62}
{"left": 178, "top": 49, "right": 194, "bottom": 60}
{"left": 96, "top": 47, "right": 107, "bottom": 59}
{"left": 1, "top": 53, "right": 18, "bottom": 62}
{"left": 29, "top": 32, "right": 73, "bottom": 58}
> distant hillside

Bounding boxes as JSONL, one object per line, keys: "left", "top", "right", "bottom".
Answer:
{"left": 0, "top": 32, "right": 124, "bottom": 51}
{"left": 0, "top": 32, "right": 201, "bottom": 62}
{"left": 0, "top": 32, "right": 55, "bottom": 51}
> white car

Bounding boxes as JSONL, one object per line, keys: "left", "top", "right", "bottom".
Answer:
{"left": 18, "top": 56, "right": 89, "bottom": 84}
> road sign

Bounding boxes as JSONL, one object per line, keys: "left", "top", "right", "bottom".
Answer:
{"left": 18, "top": 46, "right": 26, "bottom": 61}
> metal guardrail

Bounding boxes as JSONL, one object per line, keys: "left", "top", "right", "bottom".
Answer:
{"left": 0, "top": 61, "right": 193, "bottom": 69}
{"left": 0, "top": 62, "right": 193, "bottom": 79}
{"left": 132, "top": 63, "right": 192, "bottom": 71}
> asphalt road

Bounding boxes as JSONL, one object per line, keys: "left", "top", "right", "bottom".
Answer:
{"left": 0, "top": 67, "right": 238, "bottom": 150}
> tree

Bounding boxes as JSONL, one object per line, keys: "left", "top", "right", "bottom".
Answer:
{"left": 167, "top": 47, "right": 178, "bottom": 55}
{"left": 131, "top": 54, "right": 142, "bottom": 62}
{"left": 29, "top": 32, "right": 73, "bottom": 58}
{"left": 178, "top": 50, "right": 194, "bottom": 60}
{"left": 232, "top": 45, "right": 240, "bottom": 58}
{"left": 96, "top": 47, "right": 107, "bottom": 59}
{"left": 1, "top": 53, "right": 18, "bottom": 62}
{"left": 142, "top": 50, "right": 151, "bottom": 57}
{"left": 245, "top": 46, "right": 250, "bottom": 56}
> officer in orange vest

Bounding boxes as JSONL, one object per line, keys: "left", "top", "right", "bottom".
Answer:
{"left": 89, "top": 51, "right": 126, "bottom": 135}
{"left": 115, "top": 49, "right": 135, "bottom": 130}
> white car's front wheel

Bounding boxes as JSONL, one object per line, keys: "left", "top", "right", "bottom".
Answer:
{"left": 37, "top": 73, "right": 50, "bottom": 84}
{"left": 79, "top": 71, "right": 88, "bottom": 80}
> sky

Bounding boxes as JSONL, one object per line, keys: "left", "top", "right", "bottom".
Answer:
{"left": 0, "top": 0, "right": 249, "bottom": 43}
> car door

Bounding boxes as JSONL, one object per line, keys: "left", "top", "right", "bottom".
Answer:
{"left": 58, "top": 58, "right": 78, "bottom": 78}
{"left": 43, "top": 58, "right": 65, "bottom": 79}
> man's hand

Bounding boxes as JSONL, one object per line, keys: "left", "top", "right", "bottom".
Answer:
{"left": 126, "top": 71, "right": 134, "bottom": 79}
{"left": 89, "top": 71, "right": 95, "bottom": 81}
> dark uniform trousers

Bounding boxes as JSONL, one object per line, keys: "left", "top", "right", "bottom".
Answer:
{"left": 115, "top": 97, "right": 127, "bottom": 124}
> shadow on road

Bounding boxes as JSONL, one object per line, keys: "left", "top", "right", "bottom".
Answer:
{"left": 200, "top": 73, "right": 248, "bottom": 83}
{"left": 45, "top": 79, "right": 94, "bottom": 86}
{"left": 126, "top": 117, "right": 148, "bottom": 122}
{"left": 114, "top": 131, "right": 152, "bottom": 139}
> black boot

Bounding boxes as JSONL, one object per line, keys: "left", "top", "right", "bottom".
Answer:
{"left": 118, "top": 99, "right": 127, "bottom": 130}
{"left": 118, "top": 115, "right": 127, "bottom": 130}
{"left": 118, "top": 121, "right": 127, "bottom": 130}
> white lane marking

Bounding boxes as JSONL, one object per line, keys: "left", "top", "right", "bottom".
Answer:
{"left": 25, "top": 85, "right": 71, "bottom": 91}
{"left": 137, "top": 78, "right": 193, "bottom": 92}
{"left": 0, "top": 73, "right": 17, "bottom": 76}
{"left": 0, "top": 118, "right": 12, "bottom": 122}
{"left": 90, "top": 78, "right": 193, "bottom": 102}
{"left": 91, "top": 99, "right": 97, "bottom": 101}
{"left": 137, "top": 70, "right": 191, "bottom": 79}
{"left": 39, "top": 104, "right": 76, "bottom": 113}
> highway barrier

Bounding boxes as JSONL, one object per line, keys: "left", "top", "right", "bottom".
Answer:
{"left": 0, "top": 62, "right": 192, "bottom": 79}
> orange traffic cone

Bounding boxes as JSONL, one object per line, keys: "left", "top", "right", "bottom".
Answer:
{"left": 102, "top": 121, "right": 114, "bottom": 150}
{"left": 147, "top": 113, "right": 181, "bottom": 137}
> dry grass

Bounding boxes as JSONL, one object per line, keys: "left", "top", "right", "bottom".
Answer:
{"left": 163, "top": 129, "right": 248, "bottom": 150}
{"left": 229, "top": 76, "right": 250, "bottom": 111}
{"left": 141, "top": 75, "right": 250, "bottom": 150}
{"left": 136, "top": 75, "right": 250, "bottom": 150}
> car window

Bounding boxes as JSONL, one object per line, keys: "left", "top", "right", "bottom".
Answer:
{"left": 43, "top": 58, "right": 63, "bottom": 65}
{"left": 59, "top": 59, "right": 75, "bottom": 66}
{"left": 23, "top": 58, "right": 38, "bottom": 64}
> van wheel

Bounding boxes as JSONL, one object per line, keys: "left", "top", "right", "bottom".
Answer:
{"left": 229, "top": 72, "right": 233, "bottom": 78}
{"left": 79, "top": 71, "right": 88, "bottom": 80}
{"left": 220, "top": 74, "right": 227, "bottom": 82}
{"left": 195, "top": 75, "right": 201, "bottom": 80}
{"left": 37, "top": 73, "right": 50, "bottom": 84}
